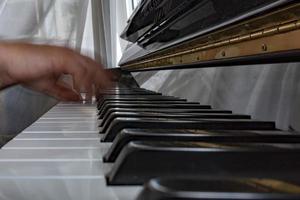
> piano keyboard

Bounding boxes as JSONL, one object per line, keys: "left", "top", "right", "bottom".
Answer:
{"left": 0, "top": 78, "right": 300, "bottom": 199}
{"left": 0, "top": 101, "right": 141, "bottom": 200}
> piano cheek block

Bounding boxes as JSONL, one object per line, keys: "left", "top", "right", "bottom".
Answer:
{"left": 106, "top": 141, "right": 300, "bottom": 185}
{"left": 136, "top": 178, "right": 300, "bottom": 200}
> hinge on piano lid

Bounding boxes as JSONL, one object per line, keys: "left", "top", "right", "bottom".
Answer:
{"left": 121, "top": 2, "right": 300, "bottom": 71}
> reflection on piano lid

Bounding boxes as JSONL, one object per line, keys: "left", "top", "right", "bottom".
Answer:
{"left": 137, "top": 177, "right": 300, "bottom": 200}
{"left": 120, "top": 0, "right": 300, "bottom": 71}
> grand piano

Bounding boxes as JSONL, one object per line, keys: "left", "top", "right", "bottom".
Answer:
{"left": 1, "top": 0, "right": 300, "bottom": 199}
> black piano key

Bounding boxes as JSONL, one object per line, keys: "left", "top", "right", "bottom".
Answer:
{"left": 100, "top": 88, "right": 151, "bottom": 90}
{"left": 97, "top": 101, "right": 199, "bottom": 111}
{"left": 97, "top": 95, "right": 182, "bottom": 105}
{"left": 101, "top": 89, "right": 142, "bottom": 91}
{"left": 99, "top": 112, "right": 252, "bottom": 133}
{"left": 103, "top": 129, "right": 300, "bottom": 162}
{"left": 98, "top": 104, "right": 212, "bottom": 118}
{"left": 106, "top": 141, "right": 300, "bottom": 185}
{"left": 97, "top": 99, "right": 187, "bottom": 109}
{"left": 99, "top": 108, "right": 233, "bottom": 120}
{"left": 99, "top": 111, "right": 250, "bottom": 126}
{"left": 97, "top": 95, "right": 178, "bottom": 99}
{"left": 98, "top": 96, "right": 184, "bottom": 101}
{"left": 101, "top": 118, "right": 276, "bottom": 142}
{"left": 103, "top": 87, "right": 153, "bottom": 90}
{"left": 97, "top": 98, "right": 187, "bottom": 108}
{"left": 98, "top": 91, "right": 160, "bottom": 95}
{"left": 137, "top": 177, "right": 300, "bottom": 200}
{"left": 99, "top": 88, "right": 159, "bottom": 93}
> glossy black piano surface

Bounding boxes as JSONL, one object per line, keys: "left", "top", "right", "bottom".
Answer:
{"left": 99, "top": 108, "right": 234, "bottom": 122}
{"left": 95, "top": 74, "right": 300, "bottom": 195}
{"left": 103, "top": 128, "right": 300, "bottom": 162}
{"left": 99, "top": 112, "right": 251, "bottom": 132}
{"left": 101, "top": 117, "right": 276, "bottom": 142}
{"left": 98, "top": 104, "right": 212, "bottom": 119}
{"left": 107, "top": 140, "right": 300, "bottom": 185}
{"left": 120, "top": 0, "right": 294, "bottom": 64}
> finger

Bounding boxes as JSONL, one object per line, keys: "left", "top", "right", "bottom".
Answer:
{"left": 58, "top": 53, "right": 87, "bottom": 90}
{"left": 46, "top": 81, "right": 82, "bottom": 101}
{"left": 58, "top": 80, "right": 83, "bottom": 101}
{"left": 72, "top": 75, "right": 83, "bottom": 96}
{"left": 83, "top": 79, "right": 93, "bottom": 101}
{"left": 56, "top": 50, "right": 113, "bottom": 95}
{"left": 81, "top": 56, "right": 114, "bottom": 89}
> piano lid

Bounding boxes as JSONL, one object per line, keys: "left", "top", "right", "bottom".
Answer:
{"left": 120, "top": 0, "right": 300, "bottom": 71}
{"left": 122, "top": 0, "right": 290, "bottom": 45}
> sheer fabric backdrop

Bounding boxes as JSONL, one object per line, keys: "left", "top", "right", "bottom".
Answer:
{"left": 91, "top": 0, "right": 129, "bottom": 68}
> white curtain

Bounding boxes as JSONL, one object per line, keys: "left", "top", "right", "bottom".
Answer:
{"left": 0, "top": 0, "right": 90, "bottom": 50}
{"left": 91, "top": 0, "right": 129, "bottom": 68}
{"left": 0, "top": 0, "right": 91, "bottom": 136}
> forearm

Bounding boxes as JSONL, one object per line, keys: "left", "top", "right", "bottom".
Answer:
{"left": 0, "top": 42, "right": 16, "bottom": 89}
{"left": 0, "top": 42, "right": 112, "bottom": 100}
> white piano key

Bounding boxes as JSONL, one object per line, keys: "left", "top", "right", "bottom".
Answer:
{"left": 49, "top": 104, "right": 95, "bottom": 108}
{"left": 50, "top": 105, "right": 96, "bottom": 108}
{"left": 21, "top": 130, "right": 99, "bottom": 134}
{"left": 54, "top": 105, "right": 97, "bottom": 107}
{"left": 29, "top": 122, "right": 99, "bottom": 127}
{"left": 48, "top": 109, "right": 96, "bottom": 111}
{"left": 50, "top": 104, "right": 96, "bottom": 107}
{"left": 16, "top": 133, "right": 100, "bottom": 139}
{"left": 112, "top": 186, "right": 143, "bottom": 200}
{"left": 0, "top": 179, "right": 141, "bottom": 200}
{"left": 0, "top": 149, "right": 101, "bottom": 161}
{"left": 45, "top": 111, "right": 97, "bottom": 115}
{"left": 42, "top": 111, "right": 97, "bottom": 115}
{"left": 0, "top": 101, "right": 143, "bottom": 199}
{"left": 47, "top": 107, "right": 96, "bottom": 110}
{"left": 56, "top": 101, "right": 96, "bottom": 104}
{"left": 0, "top": 161, "right": 110, "bottom": 177}
{"left": 39, "top": 113, "right": 97, "bottom": 117}
{"left": 47, "top": 106, "right": 95, "bottom": 109}
{"left": 36, "top": 117, "right": 98, "bottom": 122}
{"left": 39, "top": 115, "right": 98, "bottom": 119}
{"left": 43, "top": 112, "right": 97, "bottom": 115}
{"left": 49, "top": 104, "right": 96, "bottom": 108}
{"left": 24, "top": 125, "right": 99, "bottom": 132}
{"left": 3, "top": 139, "right": 101, "bottom": 149}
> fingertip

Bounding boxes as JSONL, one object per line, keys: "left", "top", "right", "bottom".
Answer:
{"left": 108, "top": 70, "right": 120, "bottom": 81}
{"left": 65, "top": 93, "right": 82, "bottom": 102}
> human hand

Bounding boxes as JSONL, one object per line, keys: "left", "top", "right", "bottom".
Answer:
{"left": 0, "top": 42, "right": 113, "bottom": 101}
